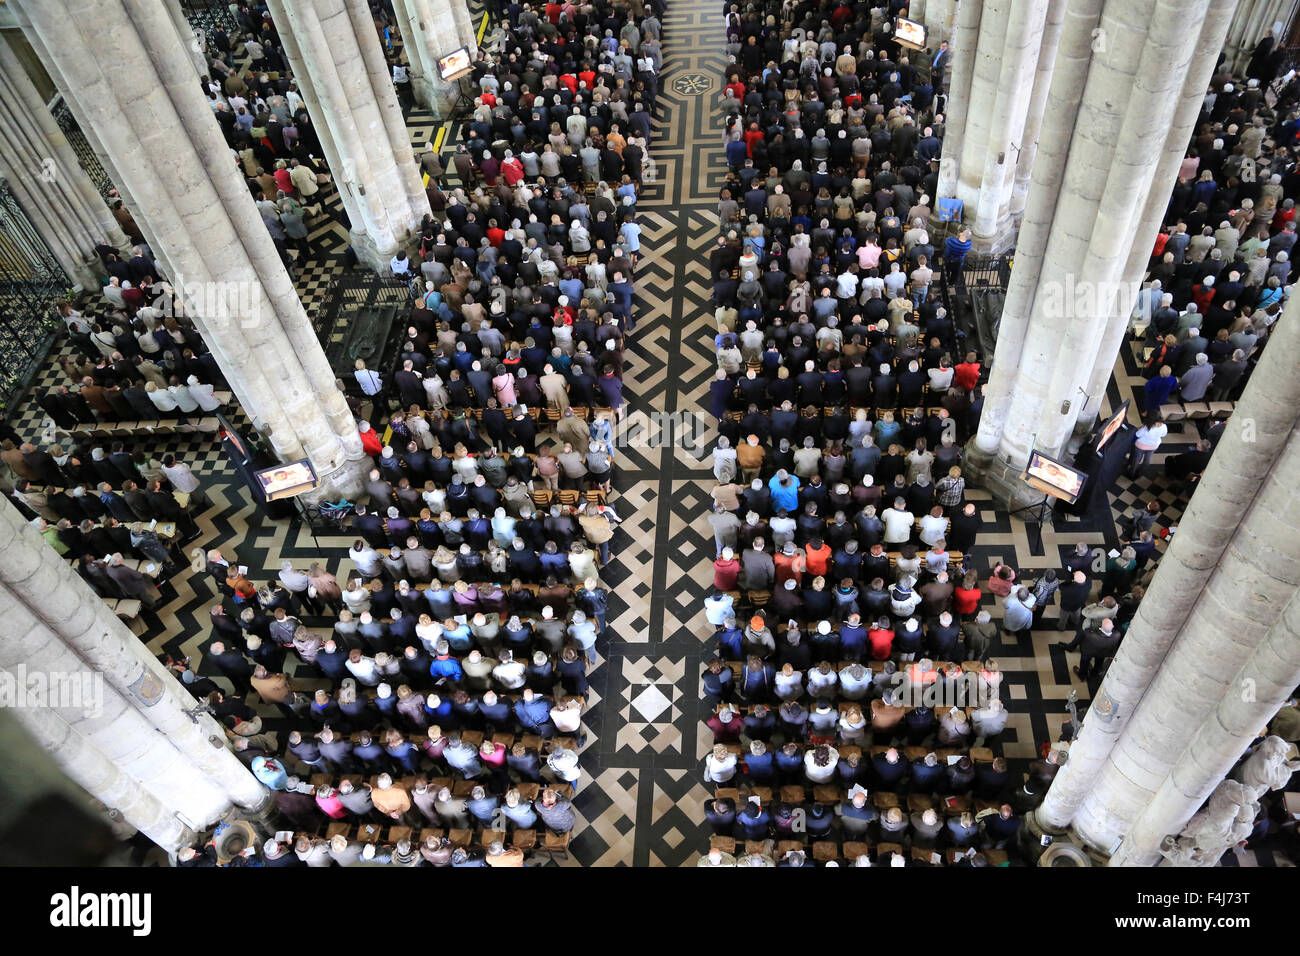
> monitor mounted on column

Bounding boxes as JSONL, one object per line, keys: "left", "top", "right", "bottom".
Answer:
{"left": 1093, "top": 398, "right": 1132, "bottom": 455}
{"left": 437, "top": 47, "right": 473, "bottom": 81}
{"left": 893, "top": 16, "right": 927, "bottom": 51}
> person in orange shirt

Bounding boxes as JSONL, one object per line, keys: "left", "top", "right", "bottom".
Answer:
{"left": 804, "top": 536, "right": 832, "bottom": 577}
{"left": 774, "top": 542, "right": 804, "bottom": 586}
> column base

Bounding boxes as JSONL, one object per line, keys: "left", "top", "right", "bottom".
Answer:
{"left": 308, "top": 452, "right": 370, "bottom": 502}
{"left": 411, "top": 75, "right": 455, "bottom": 120}
{"left": 971, "top": 216, "right": 1018, "bottom": 255}
{"left": 961, "top": 439, "right": 1045, "bottom": 512}
{"left": 224, "top": 787, "right": 277, "bottom": 838}
{"left": 1021, "top": 810, "right": 1107, "bottom": 866}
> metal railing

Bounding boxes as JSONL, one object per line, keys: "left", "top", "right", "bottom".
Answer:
{"left": 49, "top": 98, "right": 115, "bottom": 201}
{"left": 0, "top": 180, "right": 71, "bottom": 414}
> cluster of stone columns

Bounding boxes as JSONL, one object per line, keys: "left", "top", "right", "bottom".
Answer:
{"left": 0, "top": 497, "right": 269, "bottom": 851}
{"left": 393, "top": 0, "right": 480, "bottom": 115}
{"left": 266, "top": 0, "right": 431, "bottom": 271}
{"left": 0, "top": 36, "right": 126, "bottom": 289}
{"left": 15, "top": 0, "right": 369, "bottom": 498}
{"left": 1223, "top": 0, "right": 1296, "bottom": 73}
{"left": 1036, "top": 292, "right": 1300, "bottom": 865}
{"left": 966, "top": 0, "right": 1235, "bottom": 509}
{"left": 935, "top": 0, "right": 1061, "bottom": 253}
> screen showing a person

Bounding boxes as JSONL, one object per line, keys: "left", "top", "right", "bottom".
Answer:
{"left": 1094, "top": 399, "right": 1131, "bottom": 453}
{"left": 437, "top": 47, "right": 472, "bottom": 80}
{"left": 255, "top": 460, "right": 317, "bottom": 499}
{"left": 893, "top": 16, "right": 927, "bottom": 48}
{"left": 1027, "top": 451, "right": 1085, "bottom": 502}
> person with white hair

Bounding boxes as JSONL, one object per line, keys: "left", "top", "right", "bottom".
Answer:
{"left": 703, "top": 742, "right": 738, "bottom": 783}
{"left": 1177, "top": 350, "right": 1214, "bottom": 401}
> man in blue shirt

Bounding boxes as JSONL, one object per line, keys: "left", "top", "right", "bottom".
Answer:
{"left": 429, "top": 641, "right": 463, "bottom": 682}
{"left": 768, "top": 469, "right": 801, "bottom": 513}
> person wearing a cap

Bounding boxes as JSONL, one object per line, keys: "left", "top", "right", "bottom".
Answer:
{"left": 742, "top": 614, "right": 775, "bottom": 657}
{"left": 262, "top": 838, "right": 303, "bottom": 867}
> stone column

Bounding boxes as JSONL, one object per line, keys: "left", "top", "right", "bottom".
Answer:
{"left": 1075, "top": 0, "right": 1235, "bottom": 435}
{"left": 935, "top": 0, "right": 983, "bottom": 201}
{"left": 924, "top": 0, "right": 958, "bottom": 45}
{"left": 1067, "top": 415, "right": 1300, "bottom": 855}
{"left": 267, "top": 0, "right": 430, "bottom": 272}
{"left": 936, "top": 0, "right": 1050, "bottom": 252}
{"left": 970, "top": 0, "right": 1049, "bottom": 251}
{"left": 447, "top": 0, "right": 480, "bottom": 58}
{"left": 165, "top": 0, "right": 211, "bottom": 77}
{"left": 0, "top": 496, "right": 268, "bottom": 832}
{"left": 0, "top": 37, "right": 125, "bottom": 289}
{"left": 966, "top": 0, "right": 1233, "bottom": 508}
{"left": 1009, "top": 0, "right": 1066, "bottom": 223}
{"left": 967, "top": 0, "right": 1104, "bottom": 465}
{"left": 1111, "top": 586, "right": 1300, "bottom": 866}
{"left": 1038, "top": 286, "right": 1300, "bottom": 840}
{"left": 1, "top": 676, "right": 199, "bottom": 851}
{"left": 17, "top": 0, "right": 369, "bottom": 499}
{"left": 392, "top": 0, "right": 458, "bottom": 115}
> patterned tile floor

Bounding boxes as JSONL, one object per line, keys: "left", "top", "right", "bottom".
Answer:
{"left": 1, "top": 1, "right": 1243, "bottom": 867}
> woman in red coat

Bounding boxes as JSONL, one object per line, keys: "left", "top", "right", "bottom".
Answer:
{"left": 953, "top": 570, "right": 983, "bottom": 619}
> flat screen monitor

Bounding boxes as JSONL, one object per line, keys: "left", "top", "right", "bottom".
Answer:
{"left": 216, "top": 411, "right": 249, "bottom": 464}
{"left": 893, "top": 16, "right": 928, "bottom": 50}
{"left": 1024, "top": 449, "right": 1087, "bottom": 504}
{"left": 253, "top": 459, "right": 319, "bottom": 501}
{"left": 437, "top": 47, "right": 472, "bottom": 81}
{"left": 1094, "top": 399, "right": 1131, "bottom": 454}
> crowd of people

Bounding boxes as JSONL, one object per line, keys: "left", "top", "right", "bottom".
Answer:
{"left": 687, "top": 0, "right": 1278, "bottom": 866}
{"left": 163, "top": 0, "right": 664, "bottom": 867}
{"left": 1125, "top": 52, "right": 1296, "bottom": 482}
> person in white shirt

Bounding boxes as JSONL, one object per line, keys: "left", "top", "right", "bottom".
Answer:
{"left": 550, "top": 697, "right": 584, "bottom": 736}
{"left": 803, "top": 744, "right": 839, "bottom": 784}
{"left": 161, "top": 454, "right": 201, "bottom": 498}
{"left": 345, "top": 649, "right": 380, "bottom": 686}
{"left": 187, "top": 375, "right": 221, "bottom": 411}
{"left": 169, "top": 381, "right": 199, "bottom": 414}
{"left": 145, "top": 381, "right": 179, "bottom": 414}
{"left": 1129, "top": 416, "right": 1169, "bottom": 476}
{"left": 774, "top": 663, "right": 804, "bottom": 701}
{"left": 704, "top": 592, "right": 735, "bottom": 627}
{"left": 838, "top": 662, "right": 871, "bottom": 700}
{"left": 972, "top": 698, "right": 1009, "bottom": 739}
{"left": 703, "top": 743, "right": 738, "bottom": 783}
{"left": 547, "top": 743, "right": 582, "bottom": 783}
{"left": 492, "top": 651, "right": 527, "bottom": 690}
{"left": 341, "top": 576, "right": 372, "bottom": 615}
{"left": 349, "top": 543, "right": 383, "bottom": 579}
{"left": 354, "top": 359, "right": 383, "bottom": 396}
{"left": 918, "top": 507, "right": 948, "bottom": 547}
{"left": 881, "top": 498, "right": 915, "bottom": 545}
{"left": 807, "top": 657, "right": 839, "bottom": 697}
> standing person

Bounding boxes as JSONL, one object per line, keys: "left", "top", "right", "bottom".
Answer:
{"left": 279, "top": 560, "right": 322, "bottom": 615}
{"left": 161, "top": 454, "right": 207, "bottom": 510}
{"left": 308, "top": 561, "right": 343, "bottom": 613}
{"left": 1128, "top": 415, "right": 1168, "bottom": 477}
